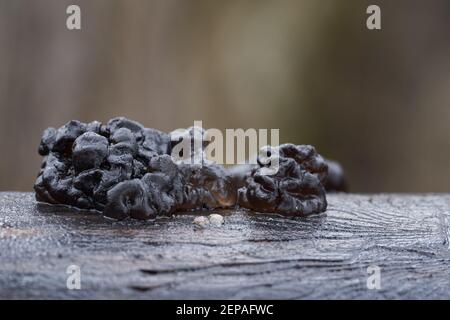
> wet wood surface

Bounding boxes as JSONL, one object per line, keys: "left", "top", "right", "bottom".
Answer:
{"left": 0, "top": 192, "right": 449, "bottom": 299}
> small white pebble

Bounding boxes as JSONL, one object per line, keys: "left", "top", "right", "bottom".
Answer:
{"left": 193, "top": 216, "right": 210, "bottom": 228}
{"left": 208, "top": 214, "right": 224, "bottom": 226}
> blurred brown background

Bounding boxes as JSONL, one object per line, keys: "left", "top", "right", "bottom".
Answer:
{"left": 1, "top": 0, "right": 449, "bottom": 192}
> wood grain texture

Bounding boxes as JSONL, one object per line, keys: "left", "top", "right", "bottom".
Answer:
{"left": 0, "top": 192, "right": 449, "bottom": 299}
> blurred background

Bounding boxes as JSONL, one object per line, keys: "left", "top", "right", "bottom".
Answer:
{"left": 1, "top": 0, "right": 450, "bottom": 192}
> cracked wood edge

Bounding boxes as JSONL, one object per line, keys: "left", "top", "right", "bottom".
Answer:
{"left": 0, "top": 192, "right": 449, "bottom": 299}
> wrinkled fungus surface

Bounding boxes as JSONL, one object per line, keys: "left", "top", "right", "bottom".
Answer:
{"left": 35, "top": 117, "right": 345, "bottom": 220}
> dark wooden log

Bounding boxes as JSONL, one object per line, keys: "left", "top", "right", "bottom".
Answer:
{"left": 0, "top": 192, "right": 449, "bottom": 299}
